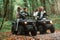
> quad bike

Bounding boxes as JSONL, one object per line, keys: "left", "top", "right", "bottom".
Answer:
{"left": 36, "top": 18, "right": 55, "bottom": 34}
{"left": 11, "top": 18, "right": 37, "bottom": 36}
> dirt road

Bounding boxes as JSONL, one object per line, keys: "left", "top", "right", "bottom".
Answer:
{"left": 0, "top": 30, "right": 60, "bottom": 40}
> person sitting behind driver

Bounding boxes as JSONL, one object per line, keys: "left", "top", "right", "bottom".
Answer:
{"left": 22, "top": 7, "right": 29, "bottom": 18}
{"left": 37, "top": 6, "right": 48, "bottom": 20}
{"left": 33, "top": 9, "right": 39, "bottom": 20}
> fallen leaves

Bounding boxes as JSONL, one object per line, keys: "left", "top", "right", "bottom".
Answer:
{"left": 0, "top": 30, "right": 60, "bottom": 40}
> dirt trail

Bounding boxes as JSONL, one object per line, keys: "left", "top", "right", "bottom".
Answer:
{"left": 0, "top": 30, "right": 60, "bottom": 40}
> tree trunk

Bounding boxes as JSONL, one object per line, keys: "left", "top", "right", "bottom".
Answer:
{"left": 3, "top": 0, "right": 14, "bottom": 20}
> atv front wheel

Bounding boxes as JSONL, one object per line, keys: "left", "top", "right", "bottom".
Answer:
{"left": 49, "top": 25, "right": 55, "bottom": 33}
{"left": 31, "top": 29, "right": 37, "bottom": 36}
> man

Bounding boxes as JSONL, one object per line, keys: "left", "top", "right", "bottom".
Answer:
{"left": 16, "top": 7, "right": 23, "bottom": 32}
{"left": 37, "top": 6, "right": 47, "bottom": 20}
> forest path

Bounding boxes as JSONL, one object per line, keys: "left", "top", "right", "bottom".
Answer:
{"left": 0, "top": 30, "right": 60, "bottom": 40}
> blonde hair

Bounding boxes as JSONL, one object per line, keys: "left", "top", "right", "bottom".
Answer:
{"left": 40, "top": 6, "right": 44, "bottom": 9}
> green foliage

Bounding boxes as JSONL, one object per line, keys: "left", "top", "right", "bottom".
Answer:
{"left": 0, "top": 20, "right": 12, "bottom": 32}
{"left": 0, "top": 0, "right": 60, "bottom": 32}
{"left": 49, "top": 14, "right": 60, "bottom": 30}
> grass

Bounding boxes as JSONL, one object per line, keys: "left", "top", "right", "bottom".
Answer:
{"left": 0, "top": 14, "right": 60, "bottom": 32}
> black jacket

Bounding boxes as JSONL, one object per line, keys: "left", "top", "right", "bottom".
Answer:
{"left": 19, "top": 11, "right": 29, "bottom": 19}
{"left": 37, "top": 11, "right": 48, "bottom": 20}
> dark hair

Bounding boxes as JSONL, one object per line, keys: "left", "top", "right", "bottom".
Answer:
{"left": 23, "top": 7, "right": 27, "bottom": 10}
{"left": 17, "top": 7, "right": 21, "bottom": 11}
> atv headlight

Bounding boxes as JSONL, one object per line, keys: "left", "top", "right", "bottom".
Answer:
{"left": 50, "top": 21, "right": 53, "bottom": 24}
{"left": 24, "top": 22, "right": 27, "bottom": 24}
